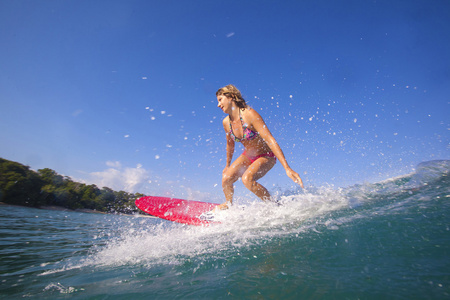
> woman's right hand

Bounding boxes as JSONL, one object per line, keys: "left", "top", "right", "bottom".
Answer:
{"left": 286, "top": 168, "right": 304, "bottom": 188}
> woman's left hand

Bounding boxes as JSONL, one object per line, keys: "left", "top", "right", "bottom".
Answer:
{"left": 286, "top": 168, "right": 304, "bottom": 188}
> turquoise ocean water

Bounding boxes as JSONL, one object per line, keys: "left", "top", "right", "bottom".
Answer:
{"left": 1, "top": 160, "right": 449, "bottom": 299}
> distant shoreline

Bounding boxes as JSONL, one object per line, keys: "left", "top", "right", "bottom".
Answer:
{"left": 0, "top": 157, "right": 146, "bottom": 216}
{"left": 0, "top": 202, "right": 156, "bottom": 218}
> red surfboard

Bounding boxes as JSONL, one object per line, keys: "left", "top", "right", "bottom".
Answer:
{"left": 135, "top": 196, "right": 219, "bottom": 226}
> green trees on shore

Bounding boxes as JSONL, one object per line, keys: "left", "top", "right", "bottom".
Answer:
{"left": 0, "top": 158, "right": 144, "bottom": 214}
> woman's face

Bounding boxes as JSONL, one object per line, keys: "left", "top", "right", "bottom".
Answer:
{"left": 217, "top": 94, "right": 233, "bottom": 113}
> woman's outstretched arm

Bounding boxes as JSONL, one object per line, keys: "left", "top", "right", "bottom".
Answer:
{"left": 248, "top": 109, "right": 304, "bottom": 188}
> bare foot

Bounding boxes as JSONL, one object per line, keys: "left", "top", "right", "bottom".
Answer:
{"left": 216, "top": 202, "right": 230, "bottom": 211}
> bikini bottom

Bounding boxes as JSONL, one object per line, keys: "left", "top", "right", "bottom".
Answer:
{"left": 243, "top": 150, "right": 276, "bottom": 163}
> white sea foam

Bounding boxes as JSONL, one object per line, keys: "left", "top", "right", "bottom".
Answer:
{"left": 43, "top": 282, "right": 82, "bottom": 294}
{"left": 39, "top": 188, "right": 351, "bottom": 275}
{"left": 60, "top": 189, "right": 351, "bottom": 270}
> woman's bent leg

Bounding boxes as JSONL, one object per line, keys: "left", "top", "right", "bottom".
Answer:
{"left": 221, "top": 154, "right": 251, "bottom": 206}
{"left": 241, "top": 157, "right": 276, "bottom": 202}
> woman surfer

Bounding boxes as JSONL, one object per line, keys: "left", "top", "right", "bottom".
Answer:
{"left": 216, "top": 84, "right": 304, "bottom": 210}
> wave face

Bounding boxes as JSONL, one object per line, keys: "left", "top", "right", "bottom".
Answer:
{"left": 1, "top": 160, "right": 449, "bottom": 299}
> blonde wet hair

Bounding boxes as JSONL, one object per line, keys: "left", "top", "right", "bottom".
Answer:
{"left": 216, "top": 84, "right": 247, "bottom": 109}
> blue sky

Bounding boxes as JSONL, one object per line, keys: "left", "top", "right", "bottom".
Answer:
{"left": 1, "top": 0, "right": 449, "bottom": 202}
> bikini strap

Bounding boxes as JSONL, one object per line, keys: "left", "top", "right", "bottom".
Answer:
{"left": 229, "top": 110, "right": 244, "bottom": 128}
{"left": 239, "top": 109, "right": 245, "bottom": 125}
